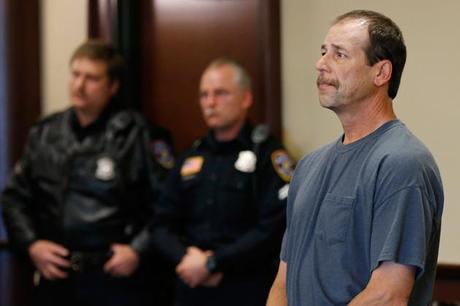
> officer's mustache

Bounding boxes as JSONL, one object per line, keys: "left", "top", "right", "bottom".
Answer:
{"left": 71, "top": 89, "right": 87, "bottom": 98}
{"left": 203, "top": 109, "right": 218, "bottom": 117}
{"left": 316, "top": 75, "right": 339, "bottom": 89}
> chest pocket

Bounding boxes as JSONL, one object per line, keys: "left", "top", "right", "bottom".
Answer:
{"left": 219, "top": 171, "right": 253, "bottom": 213}
{"left": 181, "top": 173, "right": 202, "bottom": 189}
{"left": 31, "top": 146, "right": 67, "bottom": 185}
{"left": 317, "top": 193, "right": 355, "bottom": 246}
{"left": 221, "top": 170, "right": 251, "bottom": 192}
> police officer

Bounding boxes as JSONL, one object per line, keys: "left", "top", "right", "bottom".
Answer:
{"left": 1, "top": 40, "right": 174, "bottom": 306}
{"left": 151, "top": 57, "right": 294, "bottom": 306}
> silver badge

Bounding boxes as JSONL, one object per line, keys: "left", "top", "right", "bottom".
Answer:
{"left": 234, "top": 150, "right": 257, "bottom": 173}
{"left": 95, "top": 157, "right": 115, "bottom": 181}
{"left": 13, "top": 162, "right": 23, "bottom": 175}
{"left": 278, "top": 184, "right": 289, "bottom": 200}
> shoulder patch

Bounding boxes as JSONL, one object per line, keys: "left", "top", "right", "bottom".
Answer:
{"left": 151, "top": 140, "right": 174, "bottom": 169}
{"left": 271, "top": 150, "right": 294, "bottom": 182}
{"left": 181, "top": 156, "right": 204, "bottom": 177}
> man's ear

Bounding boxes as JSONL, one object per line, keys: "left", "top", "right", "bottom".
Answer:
{"left": 374, "top": 60, "right": 392, "bottom": 87}
{"left": 109, "top": 80, "right": 120, "bottom": 96}
{"left": 242, "top": 90, "right": 253, "bottom": 110}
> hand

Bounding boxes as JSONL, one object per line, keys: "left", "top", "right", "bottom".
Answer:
{"left": 176, "top": 246, "right": 209, "bottom": 288}
{"left": 202, "top": 272, "right": 224, "bottom": 287}
{"left": 103, "top": 244, "right": 140, "bottom": 277}
{"left": 28, "top": 240, "right": 70, "bottom": 280}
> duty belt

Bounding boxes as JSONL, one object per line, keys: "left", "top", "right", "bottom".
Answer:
{"left": 68, "top": 250, "right": 113, "bottom": 272}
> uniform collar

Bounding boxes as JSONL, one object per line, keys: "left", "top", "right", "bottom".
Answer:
{"left": 200, "top": 121, "right": 253, "bottom": 152}
{"left": 70, "top": 102, "right": 118, "bottom": 142}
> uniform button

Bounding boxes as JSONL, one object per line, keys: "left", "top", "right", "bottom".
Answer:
{"left": 206, "top": 198, "right": 214, "bottom": 206}
{"left": 210, "top": 173, "right": 217, "bottom": 181}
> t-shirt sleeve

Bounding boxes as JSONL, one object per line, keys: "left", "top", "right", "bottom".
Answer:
{"left": 370, "top": 186, "right": 435, "bottom": 278}
{"left": 280, "top": 157, "right": 302, "bottom": 263}
{"left": 280, "top": 228, "right": 289, "bottom": 262}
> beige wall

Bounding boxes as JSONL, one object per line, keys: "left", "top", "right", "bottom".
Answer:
{"left": 41, "top": 1, "right": 460, "bottom": 263}
{"left": 281, "top": 1, "right": 460, "bottom": 263}
{"left": 41, "top": 0, "right": 87, "bottom": 115}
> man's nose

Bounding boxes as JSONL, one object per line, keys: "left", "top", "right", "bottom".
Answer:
{"left": 73, "top": 76, "right": 85, "bottom": 89}
{"left": 315, "top": 54, "right": 329, "bottom": 73}
{"left": 203, "top": 93, "right": 217, "bottom": 107}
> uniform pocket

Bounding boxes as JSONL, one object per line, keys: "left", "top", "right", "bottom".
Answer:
{"left": 221, "top": 171, "right": 251, "bottom": 192}
{"left": 317, "top": 193, "right": 355, "bottom": 245}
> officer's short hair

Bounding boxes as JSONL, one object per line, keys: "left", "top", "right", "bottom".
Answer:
{"left": 205, "top": 57, "right": 252, "bottom": 91}
{"left": 70, "top": 40, "right": 125, "bottom": 83}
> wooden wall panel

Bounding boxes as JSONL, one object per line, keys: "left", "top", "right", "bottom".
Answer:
{"left": 4, "top": 0, "right": 41, "bottom": 164}
{"left": 1, "top": 1, "right": 40, "bottom": 305}
{"left": 87, "top": 0, "right": 281, "bottom": 152}
{"left": 88, "top": 0, "right": 118, "bottom": 42}
{"left": 141, "top": 0, "right": 281, "bottom": 151}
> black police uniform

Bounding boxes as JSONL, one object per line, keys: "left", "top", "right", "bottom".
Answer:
{"left": 1, "top": 104, "right": 174, "bottom": 306}
{"left": 152, "top": 122, "right": 294, "bottom": 306}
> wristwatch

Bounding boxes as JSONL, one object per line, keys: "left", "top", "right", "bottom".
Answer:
{"left": 205, "top": 255, "right": 218, "bottom": 273}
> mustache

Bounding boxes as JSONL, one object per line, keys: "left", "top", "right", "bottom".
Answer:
{"left": 71, "top": 89, "right": 86, "bottom": 98}
{"left": 203, "top": 108, "right": 217, "bottom": 117}
{"left": 316, "top": 75, "right": 339, "bottom": 88}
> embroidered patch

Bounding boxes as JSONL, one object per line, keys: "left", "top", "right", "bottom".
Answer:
{"left": 151, "top": 140, "right": 174, "bottom": 169}
{"left": 234, "top": 150, "right": 257, "bottom": 173}
{"left": 271, "top": 150, "right": 294, "bottom": 182}
{"left": 95, "top": 157, "right": 115, "bottom": 181}
{"left": 181, "top": 156, "right": 204, "bottom": 177}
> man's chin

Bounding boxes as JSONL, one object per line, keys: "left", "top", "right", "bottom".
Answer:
{"left": 204, "top": 118, "right": 221, "bottom": 129}
{"left": 71, "top": 99, "right": 88, "bottom": 109}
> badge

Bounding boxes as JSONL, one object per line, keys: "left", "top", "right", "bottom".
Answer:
{"left": 95, "top": 157, "right": 115, "bottom": 181}
{"left": 151, "top": 140, "right": 174, "bottom": 169}
{"left": 278, "top": 184, "right": 289, "bottom": 200}
{"left": 13, "top": 161, "right": 23, "bottom": 175}
{"left": 181, "top": 156, "right": 204, "bottom": 177}
{"left": 271, "top": 150, "right": 294, "bottom": 182}
{"left": 234, "top": 150, "right": 257, "bottom": 173}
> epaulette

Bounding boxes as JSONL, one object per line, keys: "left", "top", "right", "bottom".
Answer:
{"left": 191, "top": 139, "right": 202, "bottom": 150}
{"left": 251, "top": 124, "right": 270, "bottom": 145}
{"left": 108, "top": 111, "right": 135, "bottom": 132}
{"left": 33, "top": 110, "right": 66, "bottom": 128}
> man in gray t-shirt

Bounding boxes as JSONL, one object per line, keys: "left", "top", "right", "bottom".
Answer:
{"left": 266, "top": 10, "right": 443, "bottom": 306}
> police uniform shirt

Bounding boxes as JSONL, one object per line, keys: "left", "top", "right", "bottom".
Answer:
{"left": 152, "top": 122, "right": 294, "bottom": 274}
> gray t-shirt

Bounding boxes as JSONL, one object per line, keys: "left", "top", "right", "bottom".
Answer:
{"left": 281, "top": 120, "right": 443, "bottom": 305}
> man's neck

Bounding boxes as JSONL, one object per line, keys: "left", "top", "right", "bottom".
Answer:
{"left": 74, "top": 109, "right": 102, "bottom": 127}
{"left": 214, "top": 120, "right": 245, "bottom": 142}
{"left": 337, "top": 95, "right": 397, "bottom": 145}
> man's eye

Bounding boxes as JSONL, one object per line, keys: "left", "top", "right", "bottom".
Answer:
{"left": 215, "top": 90, "right": 229, "bottom": 97}
{"left": 87, "top": 75, "right": 101, "bottom": 81}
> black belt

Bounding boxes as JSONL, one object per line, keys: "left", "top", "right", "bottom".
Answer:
{"left": 68, "top": 250, "right": 113, "bottom": 272}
